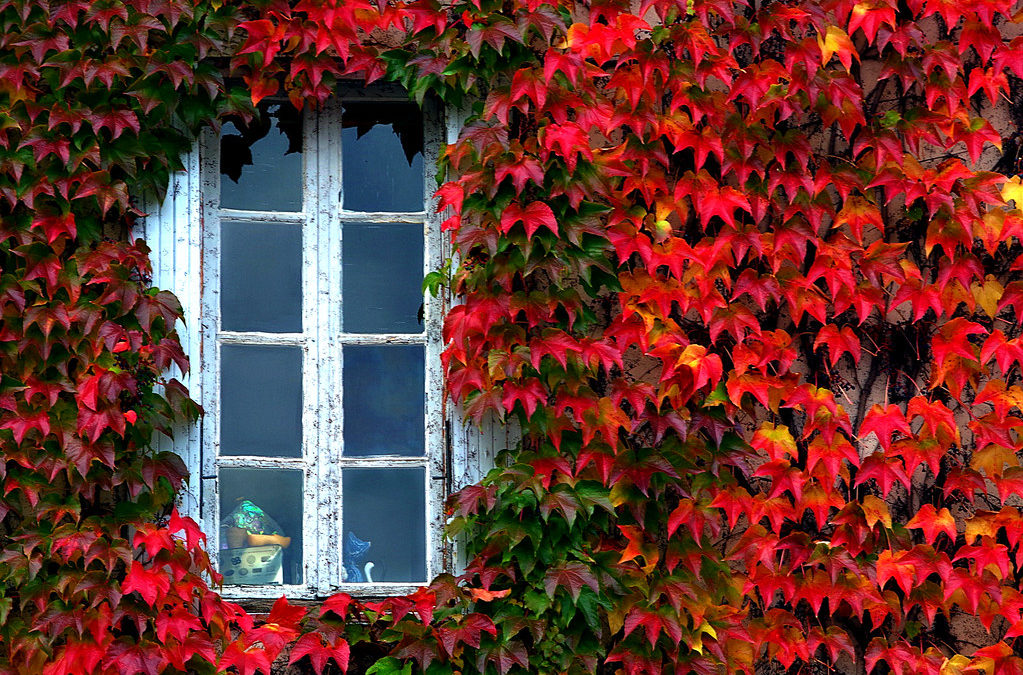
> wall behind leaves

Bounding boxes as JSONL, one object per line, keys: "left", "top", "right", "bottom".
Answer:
{"left": 3, "top": 0, "right": 1023, "bottom": 673}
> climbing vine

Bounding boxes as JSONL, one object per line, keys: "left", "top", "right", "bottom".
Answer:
{"left": 3, "top": 0, "right": 1023, "bottom": 672}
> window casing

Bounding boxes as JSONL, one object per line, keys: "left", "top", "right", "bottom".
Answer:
{"left": 140, "top": 86, "right": 516, "bottom": 600}
{"left": 172, "top": 87, "right": 444, "bottom": 598}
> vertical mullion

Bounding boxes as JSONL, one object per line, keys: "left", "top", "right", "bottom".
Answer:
{"left": 423, "top": 97, "right": 446, "bottom": 580}
{"left": 317, "top": 98, "right": 344, "bottom": 592}
{"left": 198, "top": 128, "right": 222, "bottom": 553}
{"left": 300, "top": 105, "right": 320, "bottom": 594}
{"left": 442, "top": 101, "right": 473, "bottom": 574}
{"left": 336, "top": 98, "right": 348, "bottom": 584}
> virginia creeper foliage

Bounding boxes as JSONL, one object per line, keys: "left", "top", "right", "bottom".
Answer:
{"left": 4, "top": 0, "right": 1023, "bottom": 672}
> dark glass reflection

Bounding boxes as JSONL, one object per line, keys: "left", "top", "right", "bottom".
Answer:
{"left": 342, "top": 468, "right": 426, "bottom": 583}
{"left": 221, "top": 221, "right": 302, "bottom": 332}
{"left": 342, "top": 222, "right": 423, "bottom": 333}
{"left": 343, "top": 345, "right": 424, "bottom": 456}
{"left": 342, "top": 102, "right": 424, "bottom": 212}
{"left": 221, "top": 345, "right": 302, "bottom": 457}
{"left": 219, "top": 468, "right": 303, "bottom": 585}
{"left": 221, "top": 103, "right": 303, "bottom": 211}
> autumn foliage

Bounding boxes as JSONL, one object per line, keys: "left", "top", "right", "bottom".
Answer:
{"left": 3, "top": 0, "right": 1023, "bottom": 672}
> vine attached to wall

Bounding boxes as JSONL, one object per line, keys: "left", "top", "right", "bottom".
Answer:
{"left": 3, "top": 0, "right": 1023, "bottom": 673}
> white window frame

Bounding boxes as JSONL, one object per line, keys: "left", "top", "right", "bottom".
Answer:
{"left": 139, "top": 86, "right": 468, "bottom": 599}
{"left": 140, "top": 87, "right": 519, "bottom": 600}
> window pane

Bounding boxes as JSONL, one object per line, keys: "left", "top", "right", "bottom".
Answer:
{"left": 343, "top": 345, "right": 424, "bottom": 457}
{"left": 221, "top": 221, "right": 302, "bottom": 332}
{"left": 342, "top": 102, "right": 424, "bottom": 212}
{"left": 342, "top": 468, "right": 425, "bottom": 583}
{"left": 221, "top": 345, "right": 302, "bottom": 457}
{"left": 221, "top": 103, "right": 303, "bottom": 212}
{"left": 342, "top": 222, "right": 423, "bottom": 333}
{"left": 219, "top": 468, "right": 303, "bottom": 585}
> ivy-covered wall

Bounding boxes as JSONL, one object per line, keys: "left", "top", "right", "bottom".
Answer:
{"left": 3, "top": 0, "right": 1023, "bottom": 673}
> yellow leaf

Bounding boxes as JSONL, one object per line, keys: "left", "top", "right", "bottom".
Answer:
{"left": 940, "top": 654, "right": 970, "bottom": 675}
{"left": 1002, "top": 175, "right": 1023, "bottom": 205}
{"left": 752, "top": 422, "right": 796, "bottom": 460}
{"left": 861, "top": 494, "right": 892, "bottom": 529}
{"left": 817, "top": 26, "right": 857, "bottom": 70}
{"left": 977, "top": 210, "right": 1006, "bottom": 255}
{"left": 971, "top": 444, "right": 1019, "bottom": 477}
{"left": 971, "top": 275, "right": 1004, "bottom": 318}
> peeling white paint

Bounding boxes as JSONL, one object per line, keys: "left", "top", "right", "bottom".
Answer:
{"left": 142, "top": 90, "right": 516, "bottom": 600}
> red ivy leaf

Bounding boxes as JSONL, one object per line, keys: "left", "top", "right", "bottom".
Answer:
{"left": 500, "top": 201, "right": 558, "bottom": 238}
{"left": 289, "top": 632, "right": 350, "bottom": 673}
{"left": 543, "top": 561, "right": 599, "bottom": 601}
{"left": 121, "top": 560, "right": 171, "bottom": 607}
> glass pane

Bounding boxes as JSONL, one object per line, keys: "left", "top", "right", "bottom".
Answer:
{"left": 221, "top": 103, "right": 303, "bottom": 211}
{"left": 342, "top": 222, "right": 423, "bottom": 333}
{"left": 343, "top": 345, "right": 424, "bottom": 457}
{"left": 221, "top": 221, "right": 302, "bottom": 332}
{"left": 219, "top": 468, "right": 303, "bottom": 585}
{"left": 342, "top": 102, "right": 424, "bottom": 212}
{"left": 342, "top": 468, "right": 426, "bottom": 583}
{"left": 221, "top": 345, "right": 302, "bottom": 457}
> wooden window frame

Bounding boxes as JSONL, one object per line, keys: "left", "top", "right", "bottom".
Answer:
{"left": 139, "top": 86, "right": 518, "bottom": 601}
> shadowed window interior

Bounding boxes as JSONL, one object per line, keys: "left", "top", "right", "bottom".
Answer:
{"left": 211, "top": 94, "right": 438, "bottom": 592}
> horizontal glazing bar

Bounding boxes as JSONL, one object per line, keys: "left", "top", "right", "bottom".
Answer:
{"left": 218, "top": 332, "right": 306, "bottom": 345}
{"left": 337, "top": 334, "right": 425, "bottom": 344}
{"left": 221, "top": 584, "right": 309, "bottom": 599}
{"left": 216, "top": 456, "right": 308, "bottom": 468}
{"left": 220, "top": 209, "right": 306, "bottom": 223}
{"left": 338, "top": 210, "right": 426, "bottom": 223}
{"left": 336, "top": 456, "right": 428, "bottom": 467}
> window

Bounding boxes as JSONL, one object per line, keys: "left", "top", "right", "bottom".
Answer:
{"left": 141, "top": 85, "right": 515, "bottom": 599}
{"left": 141, "top": 86, "right": 448, "bottom": 598}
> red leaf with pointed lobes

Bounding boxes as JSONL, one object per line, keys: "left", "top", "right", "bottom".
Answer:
{"left": 623, "top": 606, "right": 682, "bottom": 648}
{"left": 618, "top": 525, "right": 659, "bottom": 570}
{"left": 799, "top": 484, "right": 845, "bottom": 527}
{"left": 753, "top": 459, "right": 805, "bottom": 502}
{"left": 905, "top": 504, "right": 957, "bottom": 544}
{"left": 1, "top": 410, "right": 50, "bottom": 445}
{"left": 266, "top": 595, "right": 307, "bottom": 631}
{"left": 846, "top": 1, "right": 895, "bottom": 43}
{"left": 543, "top": 561, "right": 599, "bottom": 601}
{"left": 854, "top": 454, "right": 911, "bottom": 497}
{"left": 875, "top": 549, "right": 918, "bottom": 596}
{"left": 858, "top": 403, "right": 911, "bottom": 451}
{"left": 479, "top": 640, "right": 529, "bottom": 675}
{"left": 220, "top": 640, "right": 272, "bottom": 675}
{"left": 132, "top": 523, "right": 173, "bottom": 558}
{"left": 105, "top": 639, "right": 167, "bottom": 675}
{"left": 890, "top": 437, "right": 944, "bottom": 480}
{"left": 121, "top": 560, "right": 170, "bottom": 607}
{"left": 499, "top": 201, "right": 557, "bottom": 238}
{"left": 163, "top": 634, "right": 216, "bottom": 672}
{"left": 320, "top": 592, "right": 355, "bottom": 620}
{"left": 751, "top": 422, "right": 796, "bottom": 461}
{"left": 813, "top": 324, "right": 862, "bottom": 367}
{"left": 806, "top": 433, "right": 859, "bottom": 475}
{"left": 30, "top": 212, "right": 75, "bottom": 243}
{"left": 289, "top": 633, "right": 350, "bottom": 673}
{"left": 931, "top": 317, "right": 985, "bottom": 366}
{"left": 494, "top": 154, "right": 544, "bottom": 195}
{"left": 407, "top": 586, "right": 437, "bottom": 625}
{"left": 501, "top": 379, "right": 546, "bottom": 418}
{"left": 954, "top": 543, "right": 1011, "bottom": 579}
{"left": 967, "top": 643, "right": 1023, "bottom": 675}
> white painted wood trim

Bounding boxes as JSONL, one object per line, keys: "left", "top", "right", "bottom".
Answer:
{"left": 439, "top": 102, "right": 524, "bottom": 572}
{"left": 138, "top": 146, "right": 204, "bottom": 522}
{"left": 143, "top": 93, "right": 495, "bottom": 599}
